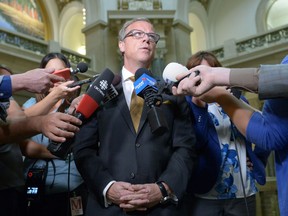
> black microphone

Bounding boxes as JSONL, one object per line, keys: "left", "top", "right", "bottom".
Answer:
{"left": 134, "top": 68, "right": 168, "bottom": 135}
{"left": 71, "top": 62, "right": 88, "bottom": 75}
{"left": 53, "top": 62, "right": 88, "bottom": 80}
{"left": 67, "top": 75, "right": 99, "bottom": 88}
{"left": 230, "top": 87, "right": 242, "bottom": 99}
{"left": 47, "top": 68, "right": 115, "bottom": 159}
{"left": 103, "top": 74, "right": 121, "bottom": 104}
{"left": 67, "top": 74, "right": 121, "bottom": 104}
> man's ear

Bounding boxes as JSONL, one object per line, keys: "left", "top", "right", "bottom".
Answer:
{"left": 119, "top": 40, "right": 125, "bottom": 53}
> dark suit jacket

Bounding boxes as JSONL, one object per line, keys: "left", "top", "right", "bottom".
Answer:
{"left": 72, "top": 80, "right": 197, "bottom": 216}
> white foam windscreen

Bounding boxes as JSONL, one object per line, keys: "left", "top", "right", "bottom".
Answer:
{"left": 162, "top": 62, "right": 189, "bottom": 83}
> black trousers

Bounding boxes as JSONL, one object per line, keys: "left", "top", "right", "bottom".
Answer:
{"left": 189, "top": 195, "right": 256, "bottom": 216}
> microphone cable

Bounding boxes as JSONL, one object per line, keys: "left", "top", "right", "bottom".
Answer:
{"left": 231, "top": 122, "right": 250, "bottom": 216}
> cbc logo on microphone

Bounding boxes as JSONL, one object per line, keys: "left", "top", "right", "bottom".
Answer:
{"left": 99, "top": 80, "right": 109, "bottom": 90}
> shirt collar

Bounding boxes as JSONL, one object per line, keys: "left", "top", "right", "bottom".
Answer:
{"left": 122, "top": 66, "right": 134, "bottom": 82}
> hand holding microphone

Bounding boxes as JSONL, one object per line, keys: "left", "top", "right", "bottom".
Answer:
{"left": 47, "top": 68, "right": 115, "bottom": 159}
{"left": 162, "top": 62, "right": 201, "bottom": 95}
{"left": 53, "top": 62, "right": 88, "bottom": 80}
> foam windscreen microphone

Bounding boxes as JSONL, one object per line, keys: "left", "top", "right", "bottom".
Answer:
{"left": 53, "top": 62, "right": 88, "bottom": 80}
{"left": 134, "top": 68, "right": 168, "bottom": 135}
{"left": 47, "top": 68, "right": 115, "bottom": 159}
{"left": 162, "top": 62, "right": 200, "bottom": 93}
{"left": 162, "top": 62, "right": 189, "bottom": 84}
{"left": 72, "top": 62, "right": 88, "bottom": 75}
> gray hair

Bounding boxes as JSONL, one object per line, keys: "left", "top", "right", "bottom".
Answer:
{"left": 118, "top": 17, "right": 153, "bottom": 41}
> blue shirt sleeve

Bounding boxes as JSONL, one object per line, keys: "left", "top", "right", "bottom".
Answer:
{"left": 246, "top": 98, "right": 288, "bottom": 151}
{"left": 0, "top": 76, "right": 12, "bottom": 99}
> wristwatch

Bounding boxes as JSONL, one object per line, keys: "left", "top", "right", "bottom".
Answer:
{"left": 156, "top": 181, "right": 178, "bottom": 205}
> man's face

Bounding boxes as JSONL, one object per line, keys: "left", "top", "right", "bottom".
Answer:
{"left": 119, "top": 21, "right": 157, "bottom": 69}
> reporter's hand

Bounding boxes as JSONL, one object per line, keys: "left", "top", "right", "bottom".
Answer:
{"left": 12, "top": 68, "right": 65, "bottom": 94}
{"left": 172, "top": 65, "right": 214, "bottom": 97}
{"left": 50, "top": 80, "right": 80, "bottom": 101}
{"left": 40, "top": 112, "right": 82, "bottom": 142}
{"left": 67, "top": 95, "right": 83, "bottom": 115}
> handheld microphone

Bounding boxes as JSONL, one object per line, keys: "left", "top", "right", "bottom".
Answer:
{"left": 47, "top": 68, "right": 115, "bottom": 159}
{"left": 103, "top": 74, "right": 121, "bottom": 104}
{"left": 53, "top": 62, "right": 88, "bottom": 80}
{"left": 134, "top": 68, "right": 168, "bottom": 135}
{"left": 162, "top": 62, "right": 189, "bottom": 84}
{"left": 230, "top": 88, "right": 242, "bottom": 99}
{"left": 67, "top": 75, "right": 99, "bottom": 88}
{"left": 71, "top": 62, "right": 88, "bottom": 75}
{"left": 162, "top": 62, "right": 200, "bottom": 93}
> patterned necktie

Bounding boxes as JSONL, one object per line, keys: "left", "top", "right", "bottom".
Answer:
{"left": 129, "top": 76, "right": 144, "bottom": 132}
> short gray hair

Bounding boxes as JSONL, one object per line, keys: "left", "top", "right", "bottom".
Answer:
{"left": 118, "top": 17, "right": 153, "bottom": 41}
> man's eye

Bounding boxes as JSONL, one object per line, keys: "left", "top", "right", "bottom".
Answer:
{"left": 133, "top": 32, "right": 143, "bottom": 37}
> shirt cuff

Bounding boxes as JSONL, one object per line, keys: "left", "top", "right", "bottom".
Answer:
{"left": 230, "top": 68, "right": 259, "bottom": 92}
{"left": 103, "top": 181, "right": 116, "bottom": 208}
{"left": 0, "top": 76, "right": 12, "bottom": 99}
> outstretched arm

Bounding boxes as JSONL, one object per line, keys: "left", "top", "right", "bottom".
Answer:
{"left": 23, "top": 80, "right": 80, "bottom": 117}
{"left": 196, "top": 87, "right": 258, "bottom": 136}
{"left": 1, "top": 112, "right": 81, "bottom": 145}
{"left": 11, "top": 68, "right": 65, "bottom": 94}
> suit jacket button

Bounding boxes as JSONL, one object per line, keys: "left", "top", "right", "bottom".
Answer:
{"left": 136, "top": 143, "right": 141, "bottom": 148}
{"left": 130, "top": 172, "right": 135, "bottom": 179}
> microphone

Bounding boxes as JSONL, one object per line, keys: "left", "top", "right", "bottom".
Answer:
{"left": 74, "top": 69, "right": 114, "bottom": 119}
{"left": 162, "top": 62, "right": 189, "bottom": 83}
{"left": 134, "top": 68, "right": 168, "bottom": 135}
{"left": 230, "top": 88, "right": 242, "bottom": 99}
{"left": 71, "top": 62, "right": 88, "bottom": 75}
{"left": 47, "top": 68, "right": 115, "bottom": 159}
{"left": 53, "top": 62, "right": 88, "bottom": 80}
{"left": 67, "top": 75, "right": 99, "bottom": 88}
{"left": 103, "top": 74, "right": 121, "bottom": 104}
{"left": 162, "top": 62, "right": 200, "bottom": 93}
{"left": 68, "top": 74, "right": 121, "bottom": 103}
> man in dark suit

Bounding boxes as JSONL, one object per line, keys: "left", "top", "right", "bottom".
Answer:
{"left": 72, "top": 17, "right": 197, "bottom": 215}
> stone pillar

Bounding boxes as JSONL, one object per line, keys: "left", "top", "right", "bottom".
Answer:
{"left": 165, "top": 20, "right": 193, "bottom": 65}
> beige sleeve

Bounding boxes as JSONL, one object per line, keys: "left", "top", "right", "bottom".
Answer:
{"left": 229, "top": 68, "right": 259, "bottom": 92}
